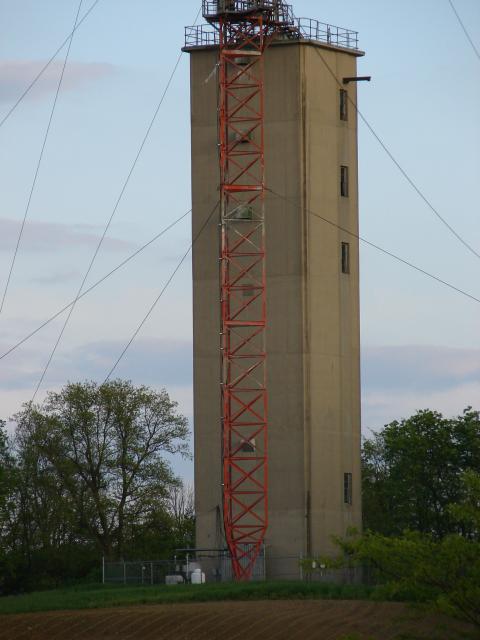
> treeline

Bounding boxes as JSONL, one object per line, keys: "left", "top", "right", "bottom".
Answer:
{"left": 315, "top": 408, "right": 480, "bottom": 629}
{"left": 1, "top": 382, "right": 479, "bottom": 621}
{"left": 0, "top": 381, "right": 194, "bottom": 594}
{"left": 362, "top": 408, "right": 480, "bottom": 538}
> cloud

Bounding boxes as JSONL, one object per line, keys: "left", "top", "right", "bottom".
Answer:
{"left": 362, "top": 345, "right": 480, "bottom": 393}
{"left": 30, "top": 269, "right": 81, "bottom": 285}
{"left": 69, "top": 338, "right": 193, "bottom": 387}
{"left": 3, "top": 340, "right": 479, "bottom": 439}
{"left": 0, "top": 337, "right": 194, "bottom": 428}
{"left": 362, "top": 382, "right": 480, "bottom": 434}
{"left": 0, "top": 59, "right": 114, "bottom": 103}
{"left": 0, "top": 342, "right": 44, "bottom": 392}
{"left": 0, "top": 217, "right": 135, "bottom": 253}
{"left": 0, "top": 337, "right": 193, "bottom": 395}
{"left": 361, "top": 345, "right": 480, "bottom": 431}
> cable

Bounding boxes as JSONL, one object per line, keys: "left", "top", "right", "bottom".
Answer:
{"left": 8, "top": 188, "right": 475, "bottom": 370}
{"left": 0, "top": 210, "right": 191, "bottom": 362}
{"left": 0, "top": 0, "right": 101, "bottom": 130}
{"left": 268, "top": 188, "right": 480, "bottom": 305}
{"left": 0, "top": 0, "right": 84, "bottom": 317}
{"left": 447, "top": 0, "right": 480, "bottom": 61}
{"left": 102, "top": 200, "right": 219, "bottom": 384}
{"left": 312, "top": 47, "right": 480, "bottom": 262}
{"left": 30, "top": 7, "right": 202, "bottom": 400}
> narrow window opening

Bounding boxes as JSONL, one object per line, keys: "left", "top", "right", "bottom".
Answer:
{"left": 344, "top": 473, "right": 353, "bottom": 505}
{"left": 340, "top": 89, "right": 348, "bottom": 121}
{"left": 341, "top": 242, "right": 350, "bottom": 274}
{"left": 340, "top": 165, "right": 349, "bottom": 197}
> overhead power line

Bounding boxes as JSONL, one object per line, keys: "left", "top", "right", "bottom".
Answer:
{"left": 0, "top": 210, "right": 191, "bottom": 363}
{"left": 268, "top": 188, "right": 480, "bottom": 306}
{"left": 7, "top": 9, "right": 478, "bottom": 385}
{"left": 5, "top": 188, "right": 477, "bottom": 389}
{"left": 0, "top": 0, "right": 84, "bottom": 318}
{"left": 447, "top": 0, "right": 480, "bottom": 61}
{"left": 103, "top": 185, "right": 480, "bottom": 389}
{"left": 30, "top": 6, "right": 202, "bottom": 401}
{"left": 3, "top": 187, "right": 480, "bottom": 368}
{"left": 102, "top": 201, "right": 220, "bottom": 384}
{"left": 0, "top": 0, "right": 101, "bottom": 130}
{"left": 313, "top": 47, "right": 480, "bottom": 263}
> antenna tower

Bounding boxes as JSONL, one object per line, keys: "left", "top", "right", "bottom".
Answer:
{"left": 202, "top": 0, "right": 296, "bottom": 580}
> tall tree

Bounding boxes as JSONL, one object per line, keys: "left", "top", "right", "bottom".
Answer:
{"left": 362, "top": 408, "right": 480, "bottom": 537}
{"left": 0, "top": 421, "right": 14, "bottom": 552}
{"left": 318, "top": 473, "right": 480, "bottom": 630}
{"left": 126, "top": 482, "right": 195, "bottom": 560}
{"left": 1, "top": 428, "right": 86, "bottom": 591}
{"left": 0, "top": 421, "right": 9, "bottom": 512}
{"left": 14, "top": 380, "right": 189, "bottom": 559}
{"left": 167, "top": 481, "right": 195, "bottom": 548}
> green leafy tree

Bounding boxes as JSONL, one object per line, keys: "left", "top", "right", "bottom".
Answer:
{"left": 14, "top": 380, "right": 190, "bottom": 559}
{"left": 0, "top": 421, "right": 10, "bottom": 512}
{"left": 0, "top": 422, "right": 13, "bottom": 576}
{"left": 5, "top": 425, "right": 88, "bottom": 591}
{"left": 125, "top": 482, "right": 195, "bottom": 559}
{"left": 309, "top": 473, "right": 480, "bottom": 631}
{"left": 166, "top": 481, "right": 195, "bottom": 549}
{"left": 362, "top": 408, "right": 480, "bottom": 537}
{"left": 448, "top": 470, "right": 480, "bottom": 538}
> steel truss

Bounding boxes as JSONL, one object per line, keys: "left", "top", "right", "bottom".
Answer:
{"left": 217, "top": 8, "right": 280, "bottom": 581}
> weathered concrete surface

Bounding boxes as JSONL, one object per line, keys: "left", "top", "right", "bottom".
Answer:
{"left": 189, "top": 40, "right": 362, "bottom": 579}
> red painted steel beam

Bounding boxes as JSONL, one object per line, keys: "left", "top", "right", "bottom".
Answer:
{"left": 193, "top": 0, "right": 338, "bottom": 582}
{"left": 217, "top": 8, "right": 279, "bottom": 581}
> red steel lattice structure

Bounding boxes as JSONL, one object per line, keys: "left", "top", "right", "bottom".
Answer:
{"left": 186, "top": 0, "right": 359, "bottom": 583}
{"left": 202, "top": 0, "right": 296, "bottom": 580}
{"left": 219, "top": 14, "right": 269, "bottom": 582}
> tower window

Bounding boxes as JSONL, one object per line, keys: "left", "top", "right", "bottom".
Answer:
{"left": 340, "top": 89, "right": 348, "bottom": 121}
{"left": 344, "top": 473, "right": 353, "bottom": 505}
{"left": 341, "top": 242, "right": 350, "bottom": 274}
{"left": 340, "top": 166, "right": 349, "bottom": 197}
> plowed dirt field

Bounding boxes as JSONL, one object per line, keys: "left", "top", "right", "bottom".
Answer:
{"left": 0, "top": 600, "right": 474, "bottom": 640}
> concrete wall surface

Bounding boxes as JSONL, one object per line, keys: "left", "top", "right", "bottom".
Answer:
{"left": 189, "top": 39, "right": 362, "bottom": 580}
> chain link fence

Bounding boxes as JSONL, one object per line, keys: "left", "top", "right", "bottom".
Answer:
{"left": 103, "top": 549, "right": 369, "bottom": 585}
{"left": 103, "top": 550, "right": 264, "bottom": 585}
{"left": 103, "top": 559, "right": 176, "bottom": 585}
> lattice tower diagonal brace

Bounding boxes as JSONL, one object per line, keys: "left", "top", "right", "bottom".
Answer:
{"left": 218, "top": 13, "right": 274, "bottom": 581}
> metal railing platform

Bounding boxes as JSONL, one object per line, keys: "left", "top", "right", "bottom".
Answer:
{"left": 185, "top": 15, "right": 359, "bottom": 51}
{"left": 202, "top": 0, "right": 293, "bottom": 21}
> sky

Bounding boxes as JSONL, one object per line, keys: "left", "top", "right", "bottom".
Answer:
{"left": 0, "top": 0, "right": 479, "bottom": 479}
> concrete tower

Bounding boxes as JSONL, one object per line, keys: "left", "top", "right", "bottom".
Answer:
{"left": 184, "top": 8, "right": 363, "bottom": 579}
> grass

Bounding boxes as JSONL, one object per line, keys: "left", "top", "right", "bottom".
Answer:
{"left": 0, "top": 580, "right": 375, "bottom": 615}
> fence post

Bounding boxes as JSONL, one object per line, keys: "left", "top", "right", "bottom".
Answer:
{"left": 300, "top": 553, "right": 303, "bottom": 582}
{"left": 102, "top": 556, "right": 105, "bottom": 585}
{"left": 186, "top": 554, "right": 190, "bottom": 582}
{"left": 150, "top": 562, "right": 153, "bottom": 586}
{"left": 123, "top": 560, "right": 126, "bottom": 586}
